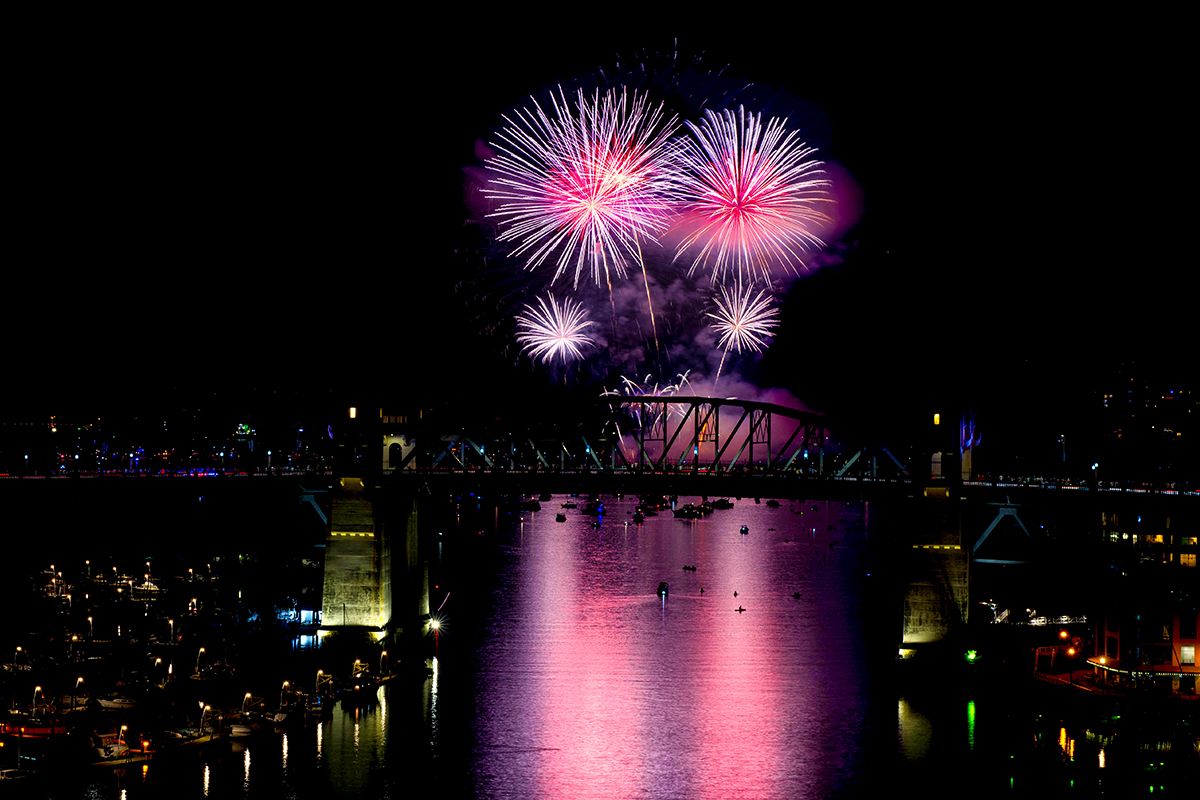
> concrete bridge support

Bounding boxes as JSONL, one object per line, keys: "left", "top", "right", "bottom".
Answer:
{"left": 321, "top": 477, "right": 391, "bottom": 631}
{"left": 900, "top": 501, "right": 970, "bottom": 648}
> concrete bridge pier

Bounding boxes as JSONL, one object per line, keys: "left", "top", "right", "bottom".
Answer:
{"left": 320, "top": 477, "right": 391, "bottom": 634}
{"left": 898, "top": 498, "right": 970, "bottom": 656}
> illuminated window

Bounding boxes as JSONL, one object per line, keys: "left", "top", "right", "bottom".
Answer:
{"left": 1182, "top": 537, "right": 1199, "bottom": 546}
{"left": 1182, "top": 646, "right": 1196, "bottom": 666}
{"left": 1182, "top": 554, "right": 1198, "bottom": 568}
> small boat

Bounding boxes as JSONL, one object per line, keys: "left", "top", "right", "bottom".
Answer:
{"left": 740, "top": 525, "right": 749, "bottom": 535}
{"left": 632, "top": 511, "right": 644, "bottom": 523}
{"left": 735, "top": 606, "right": 746, "bottom": 613}
{"left": 95, "top": 694, "right": 139, "bottom": 711}
{"left": 0, "top": 767, "right": 36, "bottom": 783}
{"left": 709, "top": 498, "right": 734, "bottom": 510}
{"left": 555, "top": 513, "right": 567, "bottom": 522}
{"left": 657, "top": 582, "right": 669, "bottom": 599}
{"left": 682, "top": 565, "right": 697, "bottom": 572}
{"left": 765, "top": 499, "right": 780, "bottom": 508}
{"left": 561, "top": 502, "right": 577, "bottom": 509}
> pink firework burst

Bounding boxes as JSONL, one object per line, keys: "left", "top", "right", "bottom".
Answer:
{"left": 672, "top": 106, "right": 832, "bottom": 285}
{"left": 485, "top": 86, "right": 679, "bottom": 289}
{"left": 706, "top": 280, "right": 779, "bottom": 354}
{"left": 515, "top": 293, "right": 595, "bottom": 364}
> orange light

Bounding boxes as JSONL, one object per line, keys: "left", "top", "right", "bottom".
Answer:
{"left": 1067, "top": 647, "right": 1076, "bottom": 657}
{"left": 1059, "top": 629, "right": 1069, "bottom": 640}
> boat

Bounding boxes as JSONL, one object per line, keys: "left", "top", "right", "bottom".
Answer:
{"left": 765, "top": 499, "right": 780, "bottom": 508}
{"left": 682, "top": 565, "right": 697, "bottom": 572}
{"left": 673, "top": 504, "right": 706, "bottom": 519}
{"left": 657, "top": 582, "right": 669, "bottom": 599}
{"left": 0, "top": 767, "right": 36, "bottom": 783}
{"left": 561, "top": 502, "right": 577, "bottom": 509}
{"left": 160, "top": 727, "right": 220, "bottom": 749}
{"left": 709, "top": 498, "right": 734, "bottom": 510}
{"left": 555, "top": 513, "right": 567, "bottom": 522}
{"left": 89, "top": 731, "right": 154, "bottom": 766}
{"left": 94, "top": 693, "right": 139, "bottom": 711}
{"left": 632, "top": 511, "right": 644, "bottom": 523}
{"left": 740, "top": 525, "right": 749, "bottom": 534}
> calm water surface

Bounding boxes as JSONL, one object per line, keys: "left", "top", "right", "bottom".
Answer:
{"left": 24, "top": 493, "right": 1198, "bottom": 799}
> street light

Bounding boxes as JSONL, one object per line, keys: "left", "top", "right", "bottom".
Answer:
{"left": 280, "top": 681, "right": 290, "bottom": 708}
{"left": 195, "top": 647, "right": 206, "bottom": 675}
{"left": 118, "top": 724, "right": 128, "bottom": 748}
{"left": 199, "top": 705, "right": 212, "bottom": 734}
{"left": 242, "top": 692, "right": 253, "bottom": 714}
{"left": 168, "top": 618, "right": 174, "bottom": 640}
{"left": 380, "top": 650, "right": 388, "bottom": 674}
{"left": 72, "top": 677, "right": 84, "bottom": 711}
{"left": 32, "top": 686, "right": 42, "bottom": 711}
{"left": 88, "top": 616, "right": 94, "bottom": 638}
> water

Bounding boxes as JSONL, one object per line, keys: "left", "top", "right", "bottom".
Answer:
{"left": 6, "top": 490, "right": 1198, "bottom": 798}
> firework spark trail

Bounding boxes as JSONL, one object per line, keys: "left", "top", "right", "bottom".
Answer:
{"left": 706, "top": 280, "right": 780, "bottom": 388}
{"left": 484, "top": 86, "right": 680, "bottom": 291}
{"left": 603, "top": 372, "right": 692, "bottom": 463}
{"left": 672, "top": 106, "right": 832, "bottom": 285}
{"left": 515, "top": 294, "right": 595, "bottom": 364}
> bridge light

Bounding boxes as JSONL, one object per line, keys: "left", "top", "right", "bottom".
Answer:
{"left": 349, "top": 407, "right": 357, "bottom": 419}
{"left": 933, "top": 413, "right": 941, "bottom": 426}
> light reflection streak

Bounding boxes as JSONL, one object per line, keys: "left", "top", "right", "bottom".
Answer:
{"left": 203, "top": 763, "right": 210, "bottom": 797}
{"left": 967, "top": 699, "right": 976, "bottom": 751}
{"left": 898, "top": 698, "right": 932, "bottom": 762}
{"left": 244, "top": 746, "right": 251, "bottom": 786}
{"left": 316, "top": 720, "right": 323, "bottom": 761}
{"left": 282, "top": 732, "right": 288, "bottom": 771}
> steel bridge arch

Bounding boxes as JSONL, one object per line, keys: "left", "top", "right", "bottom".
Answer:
{"left": 603, "top": 395, "right": 826, "bottom": 474}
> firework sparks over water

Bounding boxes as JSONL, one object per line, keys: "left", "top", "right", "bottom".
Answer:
{"left": 515, "top": 293, "right": 595, "bottom": 364}
{"left": 671, "top": 106, "right": 831, "bottom": 285}
{"left": 484, "top": 86, "right": 680, "bottom": 290}
{"left": 706, "top": 280, "right": 779, "bottom": 355}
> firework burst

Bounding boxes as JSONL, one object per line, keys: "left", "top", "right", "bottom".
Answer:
{"left": 706, "top": 280, "right": 779, "bottom": 354}
{"left": 485, "top": 86, "right": 680, "bottom": 289}
{"left": 515, "top": 293, "right": 595, "bottom": 364}
{"left": 671, "top": 106, "right": 831, "bottom": 284}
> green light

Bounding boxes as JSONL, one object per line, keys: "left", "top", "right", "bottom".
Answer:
{"left": 964, "top": 649, "right": 979, "bottom": 664}
{"left": 966, "top": 700, "right": 976, "bottom": 751}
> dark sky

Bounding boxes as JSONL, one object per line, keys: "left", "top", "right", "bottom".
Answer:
{"left": 7, "top": 17, "right": 1194, "bottom": 441}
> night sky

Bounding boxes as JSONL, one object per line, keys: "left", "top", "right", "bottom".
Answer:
{"left": 8, "top": 18, "right": 1194, "bottom": 450}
